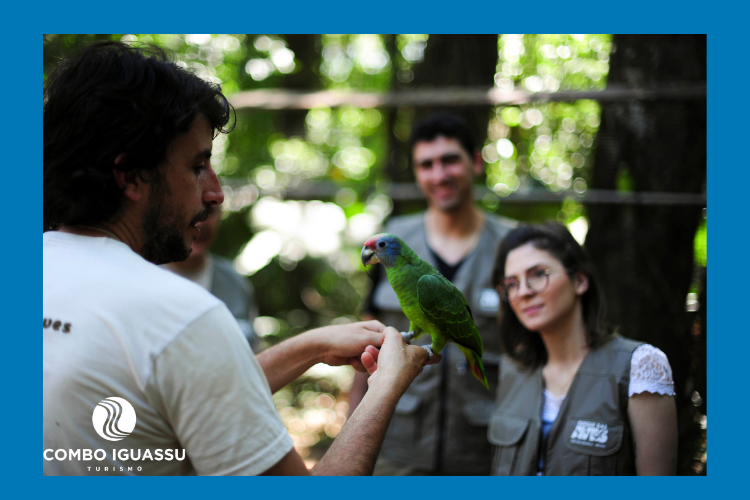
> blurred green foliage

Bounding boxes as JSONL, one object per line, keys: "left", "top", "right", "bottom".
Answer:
{"left": 487, "top": 35, "right": 610, "bottom": 199}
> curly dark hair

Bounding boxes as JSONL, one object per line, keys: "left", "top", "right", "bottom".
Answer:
{"left": 43, "top": 41, "right": 235, "bottom": 231}
{"left": 491, "top": 222, "right": 614, "bottom": 369}
{"left": 408, "top": 112, "right": 475, "bottom": 162}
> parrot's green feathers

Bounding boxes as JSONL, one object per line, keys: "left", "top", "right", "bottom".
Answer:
{"left": 417, "top": 274, "right": 483, "bottom": 354}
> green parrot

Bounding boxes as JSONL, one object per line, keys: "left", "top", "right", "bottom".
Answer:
{"left": 361, "top": 233, "right": 488, "bottom": 389}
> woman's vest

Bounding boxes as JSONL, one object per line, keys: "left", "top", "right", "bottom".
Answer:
{"left": 488, "top": 336, "right": 643, "bottom": 475}
{"left": 371, "top": 212, "right": 515, "bottom": 474}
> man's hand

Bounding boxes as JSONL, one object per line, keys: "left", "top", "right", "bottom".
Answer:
{"left": 258, "top": 320, "right": 387, "bottom": 393}
{"left": 306, "top": 320, "right": 386, "bottom": 372}
{"left": 360, "top": 327, "right": 441, "bottom": 394}
{"left": 310, "top": 326, "right": 441, "bottom": 476}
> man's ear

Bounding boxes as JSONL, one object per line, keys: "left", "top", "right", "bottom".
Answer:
{"left": 473, "top": 150, "right": 484, "bottom": 176}
{"left": 112, "top": 168, "right": 145, "bottom": 202}
{"left": 574, "top": 271, "right": 590, "bottom": 296}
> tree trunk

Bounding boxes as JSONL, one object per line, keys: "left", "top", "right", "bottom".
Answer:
{"left": 389, "top": 35, "right": 498, "bottom": 212}
{"left": 411, "top": 34, "right": 498, "bottom": 150}
{"left": 279, "top": 34, "right": 320, "bottom": 137}
{"left": 584, "top": 34, "right": 706, "bottom": 475}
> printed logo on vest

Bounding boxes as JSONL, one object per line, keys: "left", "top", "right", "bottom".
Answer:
{"left": 92, "top": 397, "right": 137, "bottom": 441}
{"left": 569, "top": 420, "right": 609, "bottom": 448}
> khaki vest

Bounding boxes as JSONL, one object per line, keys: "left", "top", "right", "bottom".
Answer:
{"left": 488, "top": 336, "right": 643, "bottom": 475}
{"left": 372, "top": 212, "right": 516, "bottom": 474}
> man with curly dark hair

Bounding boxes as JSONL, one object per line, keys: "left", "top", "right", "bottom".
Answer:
{"left": 43, "top": 41, "right": 438, "bottom": 476}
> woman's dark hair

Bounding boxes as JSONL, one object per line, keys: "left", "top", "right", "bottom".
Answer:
{"left": 491, "top": 222, "right": 614, "bottom": 368}
{"left": 44, "top": 41, "right": 235, "bottom": 231}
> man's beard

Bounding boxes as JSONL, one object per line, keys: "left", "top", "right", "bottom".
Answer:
{"left": 431, "top": 183, "right": 468, "bottom": 213}
{"left": 140, "top": 177, "right": 208, "bottom": 265}
{"left": 140, "top": 204, "right": 191, "bottom": 265}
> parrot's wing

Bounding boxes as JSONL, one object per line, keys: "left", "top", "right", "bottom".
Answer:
{"left": 417, "top": 274, "right": 483, "bottom": 355}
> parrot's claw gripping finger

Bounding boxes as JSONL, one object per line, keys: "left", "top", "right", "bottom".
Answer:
{"left": 419, "top": 345, "right": 434, "bottom": 361}
{"left": 401, "top": 330, "right": 416, "bottom": 342}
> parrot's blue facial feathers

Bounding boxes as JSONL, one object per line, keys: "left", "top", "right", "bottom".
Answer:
{"left": 374, "top": 234, "right": 401, "bottom": 267}
{"left": 362, "top": 233, "right": 405, "bottom": 268}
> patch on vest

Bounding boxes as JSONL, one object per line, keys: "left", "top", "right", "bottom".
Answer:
{"left": 570, "top": 420, "right": 608, "bottom": 446}
{"left": 562, "top": 419, "right": 623, "bottom": 456}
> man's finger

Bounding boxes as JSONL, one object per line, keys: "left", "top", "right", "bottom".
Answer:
{"left": 364, "top": 345, "right": 380, "bottom": 363}
{"left": 406, "top": 345, "right": 442, "bottom": 366}
{"left": 360, "top": 320, "right": 386, "bottom": 333}
{"left": 358, "top": 327, "right": 384, "bottom": 349}
{"left": 381, "top": 326, "right": 405, "bottom": 345}
{"left": 361, "top": 351, "right": 377, "bottom": 375}
{"left": 425, "top": 353, "right": 442, "bottom": 366}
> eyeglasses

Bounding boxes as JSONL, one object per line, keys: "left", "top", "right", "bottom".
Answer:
{"left": 496, "top": 268, "right": 572, "bottom": 301}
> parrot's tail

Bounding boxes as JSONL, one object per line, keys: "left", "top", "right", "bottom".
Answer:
{"left": 459, "top": 346, "right": 489, "bottom": 390}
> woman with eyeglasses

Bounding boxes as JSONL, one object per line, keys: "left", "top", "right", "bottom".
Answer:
{"left": 488, "top": 222, "right": 677, "bottom": 475}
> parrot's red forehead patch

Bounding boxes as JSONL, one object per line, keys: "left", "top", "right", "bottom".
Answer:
{"left": 364, "top": 234, "right": 387, "bottom": 249}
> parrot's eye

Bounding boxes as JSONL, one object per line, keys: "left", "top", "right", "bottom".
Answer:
{"left": 378, "top": 241, "right": 386, "bottom": 249}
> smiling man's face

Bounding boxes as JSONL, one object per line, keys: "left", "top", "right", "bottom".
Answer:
{"left": 412, "top": 135, "right": 481, "bottom": 213}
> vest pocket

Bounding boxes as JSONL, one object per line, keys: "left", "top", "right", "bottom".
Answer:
{"left": 560, "top": 418, "right": 625, "bottom": 475}
{"left": 487, "top": 412, "right": 530, "bottom": 476}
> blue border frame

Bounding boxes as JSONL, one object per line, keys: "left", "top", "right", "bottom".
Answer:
{"left": 28, "top": 0, "right": 726, "bottom": 496}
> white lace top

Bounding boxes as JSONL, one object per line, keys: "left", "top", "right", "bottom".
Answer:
{"left": 542, "top": 344, "right": 675, "bottom": 423}
{"left": 628, "top": 344, "right": 675, "bottom": 397}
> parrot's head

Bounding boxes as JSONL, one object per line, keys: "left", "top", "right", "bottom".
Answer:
{"left": 361, "top": 233, "right": 402, "bottom": 268}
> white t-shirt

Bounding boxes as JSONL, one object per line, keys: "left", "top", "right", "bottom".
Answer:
{"left": 43, "top": 232, "right": 292, "bottom": 475}
{"left": 163, "top": 254, "right": 214, "bottom": 291}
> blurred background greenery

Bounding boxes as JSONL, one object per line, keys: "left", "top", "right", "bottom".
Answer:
{"left": 44, "top": 34, "right": 706, "bottom": 474}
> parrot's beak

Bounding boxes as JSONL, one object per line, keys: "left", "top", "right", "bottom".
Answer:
{"left": 361, "top": 247, "right": 379, "bottom": 267}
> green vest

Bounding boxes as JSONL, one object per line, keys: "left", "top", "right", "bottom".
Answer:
{"left": 488, "top": 336, "right": 643, "bottom": 475}
{"left": 372, "top": 212, "right": 516, "bottom": 474}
